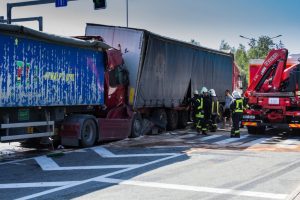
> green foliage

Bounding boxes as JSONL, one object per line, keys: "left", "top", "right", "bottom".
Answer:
{"left": 219, "top": 36, "right": 284, "bottom": 87}
{"left": 219, "top": 40, "right": 235, "bottom": 53}
{"left": 235, "top": 44, "right": 249, "bottom": 87}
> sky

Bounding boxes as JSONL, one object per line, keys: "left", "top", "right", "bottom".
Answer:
{"left": 1, "top": 0, "right": 300, "bottom": 54}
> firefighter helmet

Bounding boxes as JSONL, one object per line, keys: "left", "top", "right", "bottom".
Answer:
{"left": 232, "top": 91, "right": 241, "bottom": 99}
{"left": 200, "top": 87, "right": 208, "bottom": 94}
{"left": 208, "top": 89, "right": 216, "bottom": 97}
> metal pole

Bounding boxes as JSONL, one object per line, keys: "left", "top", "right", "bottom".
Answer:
{"left": 38, "top": 16, "right": 43, "bottom": 31}
{"left": 126, "top": 0, "right": 128, "bottom": 27}
{"left": 7, "top": 4, "right": 12, "bottom": 24}
{"left": 1, "top": 17, "right": 43, "bottom": 31}
{"left": 7, "top": 0, "right": 77, "bottom": 25}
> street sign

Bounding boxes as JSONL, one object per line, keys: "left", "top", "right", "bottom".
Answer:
{"left": 55, "top": 0, "right": 68, "bottom": 7}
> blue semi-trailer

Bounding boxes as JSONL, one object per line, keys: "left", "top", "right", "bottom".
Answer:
{"left": 0, "top": 24, "right": 135, "bottom": 146}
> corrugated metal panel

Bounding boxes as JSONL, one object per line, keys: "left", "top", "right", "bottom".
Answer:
{"left": 134, "top": 34, "right": 233, "bottom": 107}
{"left": 135, "top": 34, "right": 194, "bottom": 108}
{"left": 0, "top": 33, "right": 105, "bottom": 107}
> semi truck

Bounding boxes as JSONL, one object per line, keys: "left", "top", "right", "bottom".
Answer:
{"left": 0, "top": 23, "right": 240, "bottom": 147}
{"left": 85, "top": 24, "right": 241, "bottom": 131}
{"left": 0, "top": 23, "right": 135, "bottom": 147}
{"left": 242, "top": 49, "right": 300, "bottom": 134}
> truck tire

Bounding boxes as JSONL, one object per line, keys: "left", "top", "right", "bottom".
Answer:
{"left": 80, "top": 119, "right": 97, "bottom": 147}
{"left": 247, "top": 126, "right": 266, "bottom": 135}
{"left": 178, "top": 110, "right": 188, "bottom": 128}
{"left": 167, "top": 109, "right": 178, "bottom": 130}
{"left": 151, "top": 109, "right": 168, "bottom": 131}
{"left": 130, "top": 113, "right": 143, "bottom": 138}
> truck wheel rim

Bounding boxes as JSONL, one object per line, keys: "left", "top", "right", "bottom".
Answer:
{"left": 83, "top": 123, "right": 93, "bottom": 142}
{"left": 134, "top": 119, "right": 141, "bottom": 133}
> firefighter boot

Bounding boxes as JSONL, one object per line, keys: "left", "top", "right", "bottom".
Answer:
{"left": 230, "top": 129, "right": 235, "bottom": 138}
{"left": 202, "top": 127, "right": 208, "bottom": 135}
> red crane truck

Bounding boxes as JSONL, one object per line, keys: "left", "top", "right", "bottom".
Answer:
{"left": 243, "top": 48, "right": 300, "bottom": 134}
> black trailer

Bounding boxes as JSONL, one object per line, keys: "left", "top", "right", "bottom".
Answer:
{"left": 86, "top": 24, "right": 235, "bottom": 132}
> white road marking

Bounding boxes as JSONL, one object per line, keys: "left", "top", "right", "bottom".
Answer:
{"left": 0, "top": 181, "right": 79, "bottom": 188}
{"left": 214, "top": 135, "right": 248, "bottom": 145}
{"left": 239, "top": 137, "right": 268, "bottom": 147}
{"left": 149, "top": 145, "right": 189, "bottom": 148}
{"left": 97, "top": 178, "right": 287, "bottom": 200}
{"left": 17, "top": 153, "right": 183, "bottom": 200}
{"left": 92, "top": 147, "right": 175, "bottom": 157}
{"left": 91, "top": 147, "right": 115, "bottom": 157}
{"left": 35, "top": 155, "right": 139, "bottom": 170}
{"left": 276, "top": 139, "right": 300, "bottom": 149}
{"left": 197, "top": 135, "right": 223, "bottom": 141}
{"left": 35, "top": 156, "right": 59, "bottom": 170}
{"left": 179, "top": 133, "right": 196, "bottom": 139}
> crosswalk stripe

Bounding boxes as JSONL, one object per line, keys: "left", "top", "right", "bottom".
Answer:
{"left": 214, "top": 135, "right": 248, "bottom": 145}
{"left": 276, "top": 139, "right": 300, "bottom": 149}
{"left": 198, "top": 135, "right": 223, "bottom": 141}
{"left": 179, "top": 133, "right": 196, "bottom": 139}
{"left": 239, "top": 137, "right": 268, "bottom": 147}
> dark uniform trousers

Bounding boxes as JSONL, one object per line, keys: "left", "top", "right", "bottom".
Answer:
{"left": 231, "top": 98, "right": 244, "bottom": 137}
{"left": 195, "top": 97, "right": 207, "bottom": 134}
{"left": 211, "top": 97, "right": 219, "bottom": 131}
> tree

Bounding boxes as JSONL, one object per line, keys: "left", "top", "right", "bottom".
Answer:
{"left": 219, "top": 40, "right": 235, "bottom": 53}
{"left": 234, "top": 44, "right": 249, "bottom": 87}
{"left": 219, "top": 37, "right": 284, "bottom": 87}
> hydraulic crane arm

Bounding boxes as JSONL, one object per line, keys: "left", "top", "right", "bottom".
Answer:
{"left": 245, "top": 49, "right": 288, "bottom": 97}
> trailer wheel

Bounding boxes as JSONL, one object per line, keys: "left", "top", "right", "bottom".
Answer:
{"left": 167, "top": 109, "right": 178, "bottom": 130}
{"left": 178, "top": 110, "right": 188, "bottom": 128}
{"left": 130, "top": 113, "right": 143, "bottom": 138}
{"left": 80, "top": 119, "right": 97, "bottom": 147}
{"left": 151, "top": 109, "right": 168, "bottom": 131}
{"left": 247, "top": 126, "right": 266, "bottom": 135}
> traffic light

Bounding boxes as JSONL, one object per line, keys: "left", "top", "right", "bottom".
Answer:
{"left": 93, "top": 0, "right": 106, "bottom": 10}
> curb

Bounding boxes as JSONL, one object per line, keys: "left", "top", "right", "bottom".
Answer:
{"left": 286, "top": 185, "right": 300, "bottom": 200}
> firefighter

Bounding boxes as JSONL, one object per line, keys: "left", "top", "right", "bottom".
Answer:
{"left": 209, "top": 89, "right": 219, "bottom": 132}
{"left": 188, "top": 90, "right": 200, "bottom": 127}
{"left": 230, "top": 91, "right": 244, "bottom": 138}
{"left": 195, "top": 87, "right": 211, "bottom": 135}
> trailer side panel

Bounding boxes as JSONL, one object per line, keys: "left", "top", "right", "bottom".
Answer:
{"left": 0, "top": 33, "right": 105, "bottom": 107}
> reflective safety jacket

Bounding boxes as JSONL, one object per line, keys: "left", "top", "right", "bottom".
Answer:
{"left": 230, "top": 98, "right": 244, "bottom": 113}
{"left": 195, "top": 97, "right": 204, "bottom": 118}
{"left": 211, "top": 96, "right": 219, "bottom": 115}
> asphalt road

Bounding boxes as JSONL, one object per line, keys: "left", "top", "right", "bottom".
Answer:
{"left": 1, "top": 128, "right": 300, "bottom": 200}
